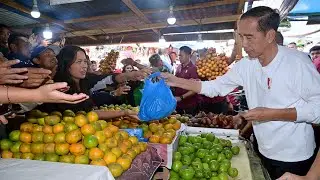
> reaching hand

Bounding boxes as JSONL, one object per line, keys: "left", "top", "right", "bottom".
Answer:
{"left": 277, "top": 172, "right": 310, "bottom": 180}
{"left": 239, "top": 107, "right": 273, "bottom": 121}
{"left": 0, "top": 60, "right": 28, "bottom": 85}
{"left": 127, "top": 69, "right": 151, "bottom": 81}
{"left": 20, "top": 68, "right": 52, "bottom": 88}
{"left": 36, "top": 82, "right": 89, "bottom": 104}
{"left": 0, "top": 115, "right": 8, "bottom": 125}
{"left": 161, "top": 72, "right": 180, "bottom": 87}
{"left": 114, "top": 85, "right": 131, "bottom": 96}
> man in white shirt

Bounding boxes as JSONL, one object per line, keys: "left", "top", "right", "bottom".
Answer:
{"left": 162, "top": 6, "right": 320, "bottom": 179}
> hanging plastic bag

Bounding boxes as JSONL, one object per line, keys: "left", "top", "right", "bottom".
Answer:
{"left": 138, "top": 72, "right": 177, "bottom": 121}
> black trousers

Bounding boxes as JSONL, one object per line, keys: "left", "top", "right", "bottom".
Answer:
{"left": 261, "top": 151, "right": 317, "bottom": 180}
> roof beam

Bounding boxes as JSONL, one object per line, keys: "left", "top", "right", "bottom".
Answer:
{"left": 61, "top": 0, "right": 243, "bottom": 24}
{"left": 121, "top": 0, "right": 159, "bottom": 35}
{"left": 1, "top": 0, "right": 97, "bottom": 40}
{"left": 66, "top": 14, "right": 240, "bottom": 37}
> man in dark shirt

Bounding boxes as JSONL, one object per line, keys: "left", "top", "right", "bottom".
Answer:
{"left": 174, "top": 46, "right": 199, "bottom": 115}
{"left": 0, "top": 24, "right": 10, "bottom": 58}
{"left": 7, "top": 34, "right": 35, "bottom": 68}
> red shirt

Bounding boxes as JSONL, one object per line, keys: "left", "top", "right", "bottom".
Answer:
{"left": 174, "top": 61, "right": 199, "bottom": 109}
{"left": 313, "top": 57, "right": 320, "bottom": 74}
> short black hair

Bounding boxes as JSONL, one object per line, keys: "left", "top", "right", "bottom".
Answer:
{"left": 149, "top": 54, "right": 161, "bottom": 66}
{"left": 0, "top": 24, "right": 9, "bottom": 30}
{"left": 8, "top": 34, "right": 24, "bottom": 47}
{"left": 240, "top": 6, "right": 280, "bottom": 32}
{"left": 179, "top": 46, "right": 192, "bottom": 55}
{"left": 288, "top": 42, "right": 296, "bottom": 45}
{"left": 310, "top": 46, "right": 320, "bottom": 53}
{"left": 276, "top": 31, "right": 284, "bottom": 45}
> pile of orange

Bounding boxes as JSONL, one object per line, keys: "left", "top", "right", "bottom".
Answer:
{"left": 99, "top": 50, "right": 119, "bottom": 74}
{"left": 0, "top": 109, "right": 147, "bottom": 178}
{"left": 196, "top": 48, "right": 229, "bottom": 80}
{"left": 140, "top": 117, "right": 182, "bottom": 144}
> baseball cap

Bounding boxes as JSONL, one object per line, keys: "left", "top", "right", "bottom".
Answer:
{"left": 31, "top": 45, "right": 61, "bottom": 60}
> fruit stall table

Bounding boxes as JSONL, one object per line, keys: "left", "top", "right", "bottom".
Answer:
{"left": 0, "top": 158, "right": 114, "bottom": 180}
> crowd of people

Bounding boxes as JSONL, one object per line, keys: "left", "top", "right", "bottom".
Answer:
{"left": 0, "top": 5, "right": 320, "bottom": 180}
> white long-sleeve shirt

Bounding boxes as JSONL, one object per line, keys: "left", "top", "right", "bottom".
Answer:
{"left": 200, "top": 46, "right": 320, "bottom": 162}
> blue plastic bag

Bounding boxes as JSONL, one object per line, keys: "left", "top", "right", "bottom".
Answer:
{"left": 138, "top": 72, "right": 177, "bottom": 121}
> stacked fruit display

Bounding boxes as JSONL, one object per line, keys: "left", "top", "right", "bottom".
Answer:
{"left": 139, "top": 117, "right": 182, "bottom": 144}
{"left": 170, "top": 133, "right": 240, "bottom": 180}
{"left": 196, "top": 48, "right": 229, "bottom": 80}
{"left": 99, "top": 50, "right": 119, "bottom": 74}
{"left": 186, "top": 112, "right": 236, "bottom": 129}
{"left": 0, "top": 109, "right": 147, "bottom": 178}
{"left": 100, "top": 104, "right": 140, "bottom": 129}
{"left": 174, "top": 114, "right": 191, "bottom": 123}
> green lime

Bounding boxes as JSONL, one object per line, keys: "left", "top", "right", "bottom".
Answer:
{"left": 172, "top": 161, "right": 183, "bottom": 172}
{"left": 173, "top": 152, "right": 182, "bottom": 161}
{"left": 231, "top": 146, "right": 240, "bottom": 155}
{"left": 228, "top": 167, "right": 239, "bottom": 178}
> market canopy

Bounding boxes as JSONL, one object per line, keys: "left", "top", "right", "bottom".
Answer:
{"left": 0, "top": 0, "right": 252, "bottom": 45}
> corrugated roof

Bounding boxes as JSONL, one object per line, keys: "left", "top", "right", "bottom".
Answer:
{"left": 0, "top": 8, "right": 39, "bottom": 26}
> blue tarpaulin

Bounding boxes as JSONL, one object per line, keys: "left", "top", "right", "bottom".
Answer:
{"left": 289, "top": 0, "right": 320, "bottom": 15}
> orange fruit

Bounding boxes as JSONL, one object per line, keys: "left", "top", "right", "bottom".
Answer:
{"left": 117, "top": 156, "right": 131, "bottom": 170}
{"left": 20, "top": 122, "right": 34, "bottom": 133}
{"left": 109, "top": 125, "right": 119, "bottom": 134}
{"left": 122, "top": 139, "right": 132, "bottom": 149}
{"left": 113, "top": 132, "right": 123, "bottom": 143}
{"left": 111, "top": 147, "right": 122, "bottom": 158}
{"left": 143, "top": 131, "right": 152, "bottom": 139}
{"left": 19, "top": 143, "right": 31, "bottom": 153}
{"left": 155, "top": 128, "right": 165, "bottom": 136}
{"left": 45, "top": 115, "right": 61, "bottom": 126}
{"left": 149, "top": 123, "right": 158, "bottom": 133}
{"left": 89, "top": 147, "right": 104, "bottom": 160}
{"left": 1, "top": 150, "right": 13, "bottom": 158}
{"left": 160, "top": 136, "right": 172, "bottom": 144}
{"left": 31, "top": 143, "right": 44, "bottom": 154}
{"left": 13, "top": 152, "right": 21, "bottom": 159}
{"left": 108, "top": 163, "right": 124, "bottom": 177}
{"left": 44, "top": 143, "right": 55, "bottom": 154}
{"left": 74, "top": 114, "right": 88, "bottom": 127}
{"left": 20, "top": 132, "right": 32, "bottom": 143}
{"left": 149, "top": 135, "right": 160, "bottom": 143}
{"left": 63, "top": 116, "right": 75, "bottom": 123}
{"left": 50, "top": 111, "right": 62, "bottom": 117}
{"left": 32, "top": 131, "right": 44, "bottom": 143}
{"left": 90, "top": 158, "right": 107, "bottom": 166}
{"left": 126, "top": 149, "right": 137, "bottom": 159}
{"left": 105, "top": 138, "right": 118, "bottom": 148}
{"left": 81, "top": 124, "right": 96, "bottom": 136}
{"left": 98, "top": 143, "right": 110, "bottom": 153}
{"left": 103, "top": 152, "right": 117, "bottom": 165}
{"left": 128, "top": 136, "right": 138, "bottom": 145}
{"left": 59, "top": 155, "right": 75, "bottom": 163}
{"left": 63, "top": 110, "right": 75, "bottom": 117}
{"left": 66, "top": 129, "right": 82, "bottom": 144}
{"left": 0, "top": 139, "right": 13, "bottom": 150}
{"left": 54, "top": 132, "right": 66, "bottom": 143}
{"left": 55, "top": 143, "right": 70, "bottom": 155}
{"left": 112, "top": 120, "right": 121, "bottom": 127}
{"left": 10, "top": 141, "right": 21, "bottom": 153}
{"left": 43, "top": 125, "right": 53, "bottom": 134}
{"left": 83, "top": 135, "right": 98, "bottom": 148}
{"left": 45, "top": 153, "right": 59, "bottom": 162}
{"left": 9, "top": 130, "right": 21, "bottom": 142}
{"left": 103, "top": 128, "right": 113, "bottom": 138}
{"left": 132, "top": 145, "right": 141, "bottom": 155}
{"left": 76, "top": 111, "right": 86, "bottom": 116}
{"left": 75, "top": 155, "right": 89, "bottom": 164}
{"left": 64, "top": 122, "right": 79, "bottom": 133}
{"left": 118, "top": 143, "right": 128, "bottom": 154}
{"left": 32, "top": 124, "right": 43, "bottom": 133}
{"left": 53, "top": 123, "right": 64, "bottom": 134}
{"left": 34, "top": 154, "right": 45, "bottom": 161}
{"left": 91, "top": 122, "right": 102, "bottom": 131}
{"left": 119, "top": 131, "right": 129, "bottom": 140}
{"left": 122, "top": 154, "right": 133, "bottom": 163}
{"left": 138, "top": 142, "right": 147, "bottom": 152}
{"left": 21, "top": 152, "right": 34, "bottom": 160}
{"left": 94, "top": 131, "right": 106, "bottom": 144}
{"left": 87, "top": 111, "right": 99, "bottom": 123}
{"left": 164, "top": 124, "right": 173, "bottom": 130}
{"left": 98, "top": 120, "right": 108, "bottom": 130}
{"left": 69, "top": 143, "right": 86, "bottom": 156}
{"left": 43, "top": 133, "right": 55, "bottom": 143}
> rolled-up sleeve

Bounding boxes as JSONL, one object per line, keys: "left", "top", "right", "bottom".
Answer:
{"left": 200, "top": 62, "right": 244, "bottom": 98}
{"left": 295, "top": 61, "right": 320, "bottom": 124}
